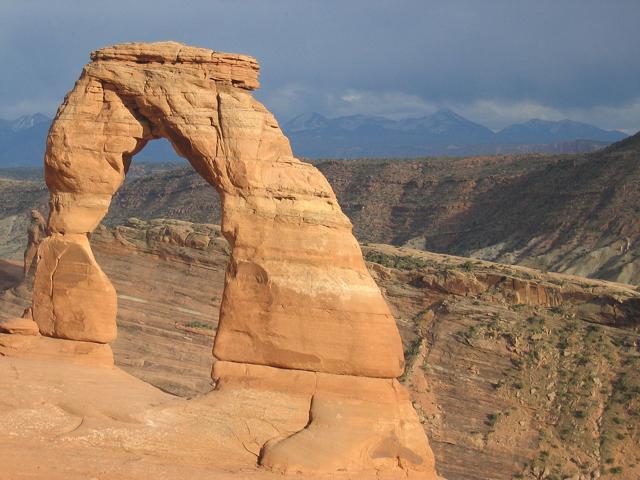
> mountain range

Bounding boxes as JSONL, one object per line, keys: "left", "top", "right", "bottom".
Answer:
{"left": 0, "top": 114, "right": 51, "bottom": 167}
{"left": 0, "top": 110, "right": 628, "bottom": 165}
{"left": 283, "top": 110, "right": 628, "bottom": 158}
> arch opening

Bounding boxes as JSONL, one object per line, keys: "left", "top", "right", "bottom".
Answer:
{"left": 105, "top": 138, "right": 223, "bottom": 228}
{"left": 94, "top": 136, "right": 228, "bottom": 397}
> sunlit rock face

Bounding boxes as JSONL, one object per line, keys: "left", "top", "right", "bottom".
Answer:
{"left": 31, "top": 42, "right": 438, "bottom": 476}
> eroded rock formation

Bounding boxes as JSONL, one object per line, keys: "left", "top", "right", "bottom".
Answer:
{"left": 28, "top": 42, "right": 437, "bottom": 476}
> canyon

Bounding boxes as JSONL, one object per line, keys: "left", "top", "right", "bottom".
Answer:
{"left": 2, "top": 133, "right": 638, "bottom": 287}
{"left": 2, "top": 218, "right": 639, "bottom": 478}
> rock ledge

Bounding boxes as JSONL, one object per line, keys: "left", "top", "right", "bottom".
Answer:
{"left": 90, "top": 41, "right": 260, "bottom": 90}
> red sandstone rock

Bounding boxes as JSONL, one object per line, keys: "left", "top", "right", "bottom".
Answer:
{"left": 0, "top": 334, "right": 114, "bottom": 367}
{"left": 214, "top": 361, "right": 435, "bottom": 474}
{"left": 29, "top": 41, "right": 436, "bottom": 477}
{"left": 0, "top": 317, "right": 40, "bottom": 335}
{"left": 33, "top": 234, "right": 117, "bottom": 343}
{"left": 38, "top": 40, "right": 403, "bottom": 377}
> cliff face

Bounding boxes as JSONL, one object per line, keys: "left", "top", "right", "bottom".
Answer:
{"left": 317, "top": 135, "right": 640, "bottom": 285}
{"left": 365, "top": 245, "right": 640, "bottom": 480}
{"left": 108, "top": 132, "right": 640, "bottom": 286}
{"left": 2, "top": 135, "right": 639, "bottom": 286}
{"left": 4, "top": 219, "right": 637, "bottom": 478}
{"left": 315, "top": 154, "right": 557, "bottom": 246}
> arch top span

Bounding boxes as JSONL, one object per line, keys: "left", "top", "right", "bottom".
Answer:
{"left": 90, "top": 41, "right": 261, "bottom": 90}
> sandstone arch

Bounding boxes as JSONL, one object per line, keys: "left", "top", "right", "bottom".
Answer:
{"left": 32, "top": 42, "right": 438, "bottom": 476}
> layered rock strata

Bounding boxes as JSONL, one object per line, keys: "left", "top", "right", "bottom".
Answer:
{"left": 30, "top": 41, "right": 437, "bottom": 476}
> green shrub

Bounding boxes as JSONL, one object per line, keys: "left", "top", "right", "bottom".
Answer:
{"left": 527, "top": 316, "right": 545, "bottom": 327}
{"left": 486, "top": 412, "right": 500, "bottom": 427}
{"left": 460, "top": 260, "right": 474, "bottom": 271}
{"left": 185, "top": 321, "right": 213, "bottom": 330}
{"left": 364, "top": 251, "right": 428, "bottom": 270}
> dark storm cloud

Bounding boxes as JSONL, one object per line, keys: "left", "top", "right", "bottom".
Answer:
{"left": 1, "top": 0, "right": 639, "bottom": 131}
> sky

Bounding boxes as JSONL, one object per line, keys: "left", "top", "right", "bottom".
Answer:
{"left": 1, "top": 0, "right": 639, "bottom": 133}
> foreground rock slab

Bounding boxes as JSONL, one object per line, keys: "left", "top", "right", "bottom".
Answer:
{"left": 0, "top": 342, "right": 434, "bottom": 479}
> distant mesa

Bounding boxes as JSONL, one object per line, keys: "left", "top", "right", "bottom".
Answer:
{"left": 494, "top": 118, "right": 626, "bottom": 144}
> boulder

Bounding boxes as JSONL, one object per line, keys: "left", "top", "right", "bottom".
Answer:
{"left": 0, "top": 317, "right": 40, "bottom": 336}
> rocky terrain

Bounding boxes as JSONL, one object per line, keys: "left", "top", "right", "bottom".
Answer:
{"left": 2, "top": 134, "right": 638, "bottom": 287}
{"left": 322, "top": 132, "right": 640, "bottom": 285}
{"left": 0, "top": 162, "right": 181, "bottom": 259}
{"left": 2, "top": 218, "right": 639, "bottom": 479}
{"left": 367, "top": 245, "right": 640, "bottom": 480}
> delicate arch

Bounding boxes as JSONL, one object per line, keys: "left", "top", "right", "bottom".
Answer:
{"left": 34, "top": 41, "right": 403, "bottom": 377}
{"left": 30, "top": 42, "right": 437, "bottom": 475}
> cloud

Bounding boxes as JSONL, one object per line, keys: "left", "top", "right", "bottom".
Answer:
{"left": 326, "top": 91, "right": 437, "bottom": 120}
{"left": 262, "top": 86, "right": 439, "bottom": 122}
{"left": 574, "top": 99, "right": 640, "bottom": 134}
{"left": 454, "top": 99, "right": 640, "bottom": 133}
{"left": 1, "top": 0, "right": 639, "bottom": 132}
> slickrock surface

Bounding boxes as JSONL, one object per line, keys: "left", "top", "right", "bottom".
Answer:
{"left": 0, "top": 334, "right": 114, "bottom": 366}
{"left": 25, "top": 42, "right": 434, "bottom": 476}
{"left": 0, "top": 351, "right": 434, "bottom": 480}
